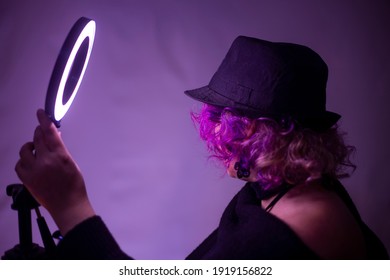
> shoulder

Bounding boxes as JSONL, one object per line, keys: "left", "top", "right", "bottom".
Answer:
{"left": 264, "top": 181, "right": 366, "bottom": 259}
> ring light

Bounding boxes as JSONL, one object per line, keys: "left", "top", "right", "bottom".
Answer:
{"left": 45, "top": 17, "right": 96, "bottom": 127}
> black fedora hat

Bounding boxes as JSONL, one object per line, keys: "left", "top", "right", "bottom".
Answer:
{"left": 185, "top": 36, "right": 340, "bottom": 130}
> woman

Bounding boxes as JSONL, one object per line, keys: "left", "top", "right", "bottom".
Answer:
{"left": 15, "top": 36, "right": 388, "bottom": 259}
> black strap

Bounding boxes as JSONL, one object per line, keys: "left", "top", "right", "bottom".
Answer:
{"left": 264, "top": 184, "right": 294, "bottom": 212}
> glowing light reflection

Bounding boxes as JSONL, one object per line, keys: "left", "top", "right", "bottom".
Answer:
{"left": 54, "top": 20, "right": 96, "bottom": 121}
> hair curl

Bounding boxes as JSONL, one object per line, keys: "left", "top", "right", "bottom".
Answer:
{"left": 191, "top": 104, "right": 356, "bottom": 189}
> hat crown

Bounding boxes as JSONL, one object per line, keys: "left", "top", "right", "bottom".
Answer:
{"left": 210, "top": 36, "right": 329, "bottom": 118}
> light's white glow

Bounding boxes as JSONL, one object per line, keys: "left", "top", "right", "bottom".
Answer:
{"left": 54, "top": 20, "right": 96, "bottom": 121}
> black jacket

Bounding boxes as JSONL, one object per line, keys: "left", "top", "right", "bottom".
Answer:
{"left": 55, "top": 181, "right": 388, "bottom": 259}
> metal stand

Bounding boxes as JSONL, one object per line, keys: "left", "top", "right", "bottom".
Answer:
{"left": 2, "top": 184, "right": 56, "bottom": 259}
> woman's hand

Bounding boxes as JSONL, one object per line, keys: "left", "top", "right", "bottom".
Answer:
{"left": 15, "top": 109, "right": 95, "bottom": 235}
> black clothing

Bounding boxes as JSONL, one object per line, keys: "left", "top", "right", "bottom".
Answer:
{"left": 56, "top": 180, "right": 388, "bottom": 260}
{"left": 186, "top": 183, "right": 318, "bottom": 259}
{"left": 56, "top": 215, "right": 129, "bottom": 260}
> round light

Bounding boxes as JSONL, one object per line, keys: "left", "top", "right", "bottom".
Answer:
{"left": 45, "top": 17, "right": 96, "bottom": 127}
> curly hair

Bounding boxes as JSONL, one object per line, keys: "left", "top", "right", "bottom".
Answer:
{"left": 191, "top": 104, "right": 356, "bottom": 189}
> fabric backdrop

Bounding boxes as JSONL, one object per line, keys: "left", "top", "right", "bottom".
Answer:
{"left": 0, "top": 0, "right": 389, "bottom": 259}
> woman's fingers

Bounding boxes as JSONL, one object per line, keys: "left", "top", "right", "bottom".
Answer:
{"left": 19, "top": 141, "right": 35, "bottom": 165}
{"left": 15, "top": 158, "right": 27, "bottom": 182}
{"left": 16, "top": 141, "right": 35, "bottom": 182}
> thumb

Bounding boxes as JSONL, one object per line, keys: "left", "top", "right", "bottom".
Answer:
{"left": 33, "top": 126, "right": 49, "bottom": 155}
{"left": 36, "top": 109, "right": 64, "bottom": 152}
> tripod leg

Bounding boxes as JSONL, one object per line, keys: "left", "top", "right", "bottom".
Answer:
{"left": 18, "top": 200, "right": 33, "bottom": 253}
{"left": 35, "top": 208, "right": 56, "bottom": 255}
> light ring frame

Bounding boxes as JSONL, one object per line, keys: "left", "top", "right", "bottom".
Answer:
{"left": 45, "top": 17, "right": 96, "bottom": 127}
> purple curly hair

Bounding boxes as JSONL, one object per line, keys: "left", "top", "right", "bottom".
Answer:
{"left": 191, "top": 104, "right": 356, "bottom": 189}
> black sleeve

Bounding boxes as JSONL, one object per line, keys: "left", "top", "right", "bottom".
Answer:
{"left": 55, "top": 216, "right": 132, "bottom": 260}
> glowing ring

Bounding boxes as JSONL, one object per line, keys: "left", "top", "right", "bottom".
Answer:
{"left": 45, "top": 17, "right": 96, "bottom": 127}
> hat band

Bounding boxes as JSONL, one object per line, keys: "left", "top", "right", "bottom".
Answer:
{"left": 209, "top": 76, "right": 261, "bottom": 111}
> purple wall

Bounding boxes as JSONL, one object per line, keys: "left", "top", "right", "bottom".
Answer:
{"left": 0, "top": 0, "right": 389, "bottom": 259}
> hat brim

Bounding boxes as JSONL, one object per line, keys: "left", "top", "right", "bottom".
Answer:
{"left": 185, "top": 85, "right": 242, "bottom": 109}
{"left": 185, "top": 85, "right": 264, "bottom": 116}
{"left": 298, "top": 111, "right": 341, "bottom": 131}
{"left": 184, "top": 85, "right": 341, "bottom": 130}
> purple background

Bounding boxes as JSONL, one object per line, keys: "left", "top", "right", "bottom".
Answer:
{"left": 0, "top": 0, "right": 389, "bottom": 259}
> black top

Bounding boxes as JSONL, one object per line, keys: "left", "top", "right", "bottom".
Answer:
{"left": 55, "top": 180, "right": 388, "bottom": 260}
